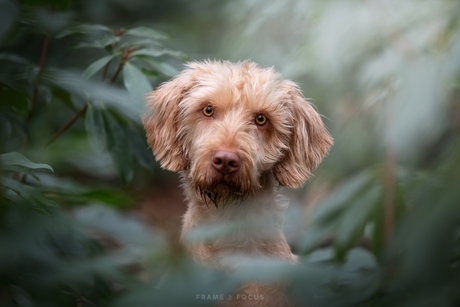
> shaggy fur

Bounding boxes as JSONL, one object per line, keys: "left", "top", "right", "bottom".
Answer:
{"left": 143, "top": 60, "right": 333, "bottom": 306}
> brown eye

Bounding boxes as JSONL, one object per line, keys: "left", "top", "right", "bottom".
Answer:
{"left": 202, "top": 106, "right": 214, "bottom": 117}
{"left": 255, "top": 114, "right": 267, "bottom": 126}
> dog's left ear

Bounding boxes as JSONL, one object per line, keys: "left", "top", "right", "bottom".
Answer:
{"left": 142, "top": 70, "right": 194, "bottom": 172}
{"left": 274, "top": 82, "right": 333, "bottom": 188}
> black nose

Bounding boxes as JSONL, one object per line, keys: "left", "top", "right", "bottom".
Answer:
{"left": 211, "top": 151, "right": 241, "bottom": 174}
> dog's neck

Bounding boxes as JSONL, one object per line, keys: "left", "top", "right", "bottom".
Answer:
{"left": 180, "top": 172, "right": 295, "bottom": 264}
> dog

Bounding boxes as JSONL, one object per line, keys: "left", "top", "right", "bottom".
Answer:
{"left": 143, "top": 60, "right": 333, "bottom": 306}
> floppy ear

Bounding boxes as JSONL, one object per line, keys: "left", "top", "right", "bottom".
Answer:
{"left": 142, "top": 71, "right": 194, "bottom": 172}
{"left": 274, "top": 83, "right": 333, "bottom": 188}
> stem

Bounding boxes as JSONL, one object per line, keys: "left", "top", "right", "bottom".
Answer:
{"left": 44, "top": 48, "right": 130, "bottom": 146}
{"left": 27, "top": 36, "right": 50, "bottom": 126}
{"left": 101, "top": 60, "right": 112, "bottom": 82}
{"left": 384, "top": 142, "right": 395, "bottom": 244}
{"left": 110, "top": 47, "right": 130, "bottom": 84}
{"left": 45, "top": 103, "right": 88, "bottom": 147}
{"left": 384, "top": 87, "right": 396, "bottom": 244}
{"left": 22, "top": 35, "right": 50, "bottom": 148}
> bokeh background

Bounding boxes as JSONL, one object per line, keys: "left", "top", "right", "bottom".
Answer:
{"left": 1, "top": 0, "right": 460, "bottom": 306}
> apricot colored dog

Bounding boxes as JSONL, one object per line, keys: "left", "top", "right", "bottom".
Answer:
{"left": 143, "top": 60, "right": 332, "bottom": 305}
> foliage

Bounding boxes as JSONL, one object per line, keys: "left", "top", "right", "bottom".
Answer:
{"left": 1, "top": 0, "right": 460, "bottom": 306}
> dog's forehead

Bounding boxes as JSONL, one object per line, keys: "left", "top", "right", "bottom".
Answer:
{"left": 188, "top": 62, "right": 291, "bottom": 111}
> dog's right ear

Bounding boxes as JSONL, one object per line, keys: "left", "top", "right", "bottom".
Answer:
{"left": 142, "top": 70, "right": 194, "bottom": 172}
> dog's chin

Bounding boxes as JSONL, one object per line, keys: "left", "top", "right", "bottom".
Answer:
{"left": 195, "top": 174, "right": 257, "bottom": 207}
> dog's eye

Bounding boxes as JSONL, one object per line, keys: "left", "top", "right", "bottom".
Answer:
{"left": 202, "top": 106, "right": 214, "bottom": 117}
{"left": 255, "top": 114, "right": 267, "bottom": 126}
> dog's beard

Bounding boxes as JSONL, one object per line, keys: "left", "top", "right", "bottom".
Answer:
{"left": 196, "top": 182, "right": 252, "bottom": 208}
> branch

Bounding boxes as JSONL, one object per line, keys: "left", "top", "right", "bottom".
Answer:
{"left": 384, "top": 142, "right": 395, "bottom": 244}
{"left": 101, "top": 60, "right": 112, "bottom": 82}
{"left": 109, "top": 47, "right": 130, "bottom": 84}
{"left": 384, "top": 88, "right": 396, "bottom": 244}
{"left": 45, "top": 103, "right": 89, "bottom": 147}
{"left": 22, "top": 35, "right": 50, "bottom": 148}
{"left": 44, "top": 47, "right": 131, "bottom": 146}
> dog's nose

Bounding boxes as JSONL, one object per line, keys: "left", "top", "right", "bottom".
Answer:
{"left": 212, "top": 151, "right": 241, "bottom": 174}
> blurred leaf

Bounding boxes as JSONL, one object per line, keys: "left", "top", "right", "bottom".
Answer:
{"left": 0, "top": 82, "right": 29, "bottom": 111}
{"left": 73, "top": 204, "right": 163, "bottom": 257}
{"left": 124, "top": 125, "right": 155, "bottom": 171}
{"left": 139, "top": 68, "right": 160, "bottom": 78}
{"left": 2, "top": 177, "right": 59, "bottom": 212}
{"left": 103, "top": 111, "right": 134, "bottom": 184}
{"left": 334, "top": 183, "right": 382, "bottom": 259}
{"left": 141, "top": 58, "right": 179, "bottom": 77}
{"left": 125, "top": 26, "right": 168, "bottom": 41}
{"left": 71, "top": 35, "right": 120, "bottom": 49}
{"left": 0, "top": 53, "right": 30, "bottom": 65}
{"left": 57, "top": 24, "right": 112, "bottom": 38}
{"left": 0, "top": 111, "right": 28, "bottom": 142}
{"left": 131, "top": 48, "right": 187, "bottom": 59}
{"left": 312, "top": 170, "right": 374, "bottom": 224}
{"left": 292, "top": 248, "right": 381, "bottom": 307}
{"left": 118, "top": 38, "right": 163, "bottom": 49}
{"left": 85, "top": 103, "right": 106, "bottom": 152}
{"left": 0, "top": 0, "right": 18, "bottom": 42}
{"left": 21, "top": 0, "right": 72, "bottom": 10}
{"left": 43, "top": 69, "right": 141, "bottom": 121}
{"left": 0, "top": 152, "right": 54, "bottom": 172}
{"left": 82, "top": 54, "right": 115, "bottom": 80}
{"left": 50, "top": 84, "right": 74, "bottom": 109}
{"left": 122, "top": 62, "right": 153, "bottom": 105}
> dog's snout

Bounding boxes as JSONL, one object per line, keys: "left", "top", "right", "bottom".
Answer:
{"left": 212, "top": 151, "right": 241, "bottom": 174}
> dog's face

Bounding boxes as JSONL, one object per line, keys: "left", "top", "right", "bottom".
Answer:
{"left": 143, "top": 61, "right": 332, "bottom": 204}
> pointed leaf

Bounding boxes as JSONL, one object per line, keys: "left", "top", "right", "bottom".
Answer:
{"left": 57, "top": 24, "right": 112, "bottom": 39}
{"left": 131, "top": 48, "right": 187, "bottom": 59}
{"left": 122, "top": 62, "right": 153, "bottom": 105}
{"left": 141, "top": 58, "right": 179, "bottom": 77}
{"left": 71, "top": 36, "right": 120, "bottom": 49}
{"left": 124, "top": 125, "right": 155, "bottom": 171}
{"left": 85, "top": 103, "right": 106, "bottom": 152}
{"left": 0, "top": 152, "right": 54, "bottom": 172}
{"left": 82, "top": 54, "right": 115, "bottom": 80}
{"left": 335, "top": 183, "right": 382, "bottom": 259}
{"left": 118, "top": 38, "right": 163, "bottom": 49}
{"left": 125, "top": 26, "right": 168, "bottom": 41}
{"left": 103, "top": 112, "right": 134, "bottom": 184}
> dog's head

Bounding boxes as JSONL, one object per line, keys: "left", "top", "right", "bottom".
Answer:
{"left": 143, "top": 61, "right": 333, "bottom": 204}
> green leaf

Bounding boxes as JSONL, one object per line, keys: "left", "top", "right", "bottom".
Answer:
{"left": 334, "top": 183, "right": 382, "bottom": 259}
{"left": 124, "top": 125, "right": 155, "bottom": 171}
{"left": 125, "top": 26, "right": 168, "bottom": 41}
{"left": 57, "top": 24, "right": 112, "bottom": 39}
{"left": 122, "top": 62, "right": 153, "bottom": 105}
{"left": 85, "top": 103, "right": 106, "bottom": 152}
{"left": 139, "top": 68, "right": 160, "bottom": 78}
{"left": 0, "top": 111, "right": 28, "bottom": 138}
{"left": 103, "top": 112, "right": 134, "bottom": 184}
{"left": 50, "top": 85, "right": 74, "bottom": 109}
{"left": 42, "top": 68, "right": 140, "bottom": 121}
{"left": 0, "top": 152, "right": 54, "bottom": 173}
{"left": 2, "top": 177, "right": 59, "bottom": 210}
{"left": 131, "top": 48, "right": 187, "bottom": 59}
{"left": 0, "top": 165, "right": 40, "bottom": 181}
{"left": 82, "top": 54, "right": 115, "bottom": 80}
{"left": 118, "top": 38, "right": 163, "bottom": 50}
{"left": 312, "top": 170, "right": 374, "bottom": 223}
{"left": 142, "top": 58, "right": 179, "bottom": 77}
{"left": 71, "top": 35, "right": 120, "bottom": 49}
{"left": 0, "top": 53, "right": 29, "bottom": 65}
{"left": 0, "top": 0, "right": 18, "bottom": 41}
